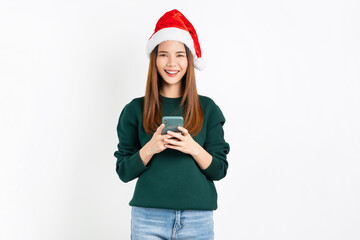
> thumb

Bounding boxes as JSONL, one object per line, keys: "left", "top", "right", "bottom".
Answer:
{"left": 156, "top": 123, "right": 165, "bottom": 135}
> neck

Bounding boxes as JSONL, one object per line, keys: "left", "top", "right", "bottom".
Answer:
{"left": 160, "top": 84, "right": 182, "bottom": 98}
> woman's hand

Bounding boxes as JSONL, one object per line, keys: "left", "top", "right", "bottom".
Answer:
{"left": 164, "top": 126, "right": 213, "bottom": 169}
{"left": 139, "top": 123, "right": 170, "bottom": 166}
{"left": 163, "top": 126, "right": 200, "bottom": 156}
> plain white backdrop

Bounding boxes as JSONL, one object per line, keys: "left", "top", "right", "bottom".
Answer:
{"left": 1, "top": 0, "right": 359, "bottom": 239}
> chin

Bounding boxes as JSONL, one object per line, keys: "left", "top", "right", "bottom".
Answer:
{"left": 164, "top": 80, "right": 182, "bottom": 85}
{"left": 160, "top": 76, "right": 182, "bottom": 84}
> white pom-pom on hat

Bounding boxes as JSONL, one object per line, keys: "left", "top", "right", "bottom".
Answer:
{"left": 146, "top": 9, "right": 206, "bottom": 71}
{"left": 194, "top": 57, "right": 206, "bottom": 71}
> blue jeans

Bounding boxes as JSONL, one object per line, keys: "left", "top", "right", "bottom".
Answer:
{"left": 131, "top": 206, "right": 214, "bottom": 240}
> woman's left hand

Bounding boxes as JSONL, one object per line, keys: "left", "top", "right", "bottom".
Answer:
{"left": 163, "top": 126, "right": 200, "bottom": 156}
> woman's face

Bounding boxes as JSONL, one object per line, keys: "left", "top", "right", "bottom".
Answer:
{"left": 156, "top": 40, "right": 188, "bottom": 88}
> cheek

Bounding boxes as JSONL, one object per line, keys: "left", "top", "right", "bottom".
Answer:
{"left": 180, "top": 59, "right": 188, "bottom": 69}
{"left": 156, "top": 58, "right": 164, "bottom": 69}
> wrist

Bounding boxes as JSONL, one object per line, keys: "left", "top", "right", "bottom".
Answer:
{"left": 191, "top": 143, "right": 213, "bottom": 170}
{"left": 191, "top": 142, "right": 202, "bottom": 158}
{"left": 140, "top": 144, "right": 153, "bottom": 165}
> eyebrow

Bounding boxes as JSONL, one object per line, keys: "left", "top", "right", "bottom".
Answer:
{"left": 158, "top": 51, "right": 186, "bottom": 54}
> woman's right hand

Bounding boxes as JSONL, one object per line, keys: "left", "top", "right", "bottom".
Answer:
{"left": 139, "top": 123, "right": 169, "bottom": 166}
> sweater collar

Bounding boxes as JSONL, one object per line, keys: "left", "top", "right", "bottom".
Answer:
{"left": 159, "top": 94, "right": 182, "bottom": 104}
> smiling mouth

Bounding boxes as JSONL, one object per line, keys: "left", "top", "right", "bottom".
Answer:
{"left": 165, "top": 70, "right": 180, "bottom": 74}
{"left": 164, "top": 70, "right": 180, "bottom": 77}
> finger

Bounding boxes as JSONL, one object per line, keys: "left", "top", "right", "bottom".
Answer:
{"left": 164, "top": 138, "right": 182, "bottom": 146}
{"left": 161, "top": 134, "right": 172, "bottom": 140}
{"left": 167, "top": 130, "right": 184, "bottom": 140}
{"left": 156, "top": 123, "right": 165, "bottom": 135}
{"left": 164, "top": 144, "right": 181, "bottom": 151}
{"left": 177, "top": 126, "right": 189, "bottom": 136}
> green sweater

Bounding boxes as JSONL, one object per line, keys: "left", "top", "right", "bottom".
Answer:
{"left": 114, "top": 94, "right": 230, "bottom": 210}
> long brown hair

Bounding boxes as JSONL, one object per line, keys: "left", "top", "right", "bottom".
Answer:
{"left": 143, "top": 44, "right": 204, "bottom": 136}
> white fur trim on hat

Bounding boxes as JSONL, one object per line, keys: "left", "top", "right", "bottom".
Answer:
{"left": 146, "top": 27, "right": 205, "bottom": 70}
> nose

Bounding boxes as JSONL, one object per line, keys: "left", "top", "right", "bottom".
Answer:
{"left": 166, "top": 55, "right": 176, "bottom": 67}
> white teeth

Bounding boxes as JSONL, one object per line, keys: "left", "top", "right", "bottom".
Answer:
{"left": 165, "top": 70, "right": 179, "bottom": 74}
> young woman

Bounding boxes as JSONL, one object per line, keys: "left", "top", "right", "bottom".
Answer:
{"left": 114, "top": 9, "right": 230, "bottom": 240}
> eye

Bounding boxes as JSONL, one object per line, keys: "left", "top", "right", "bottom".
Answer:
{"left": 159, "top": 54, "right": 167, "bottom": 57}
{"left": 177, "top": 54, "right": 185, "bottom": 58}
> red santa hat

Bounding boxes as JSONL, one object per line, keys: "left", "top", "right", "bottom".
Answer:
{"left": 146, "top": 9, "right": 206, "bottom": 71}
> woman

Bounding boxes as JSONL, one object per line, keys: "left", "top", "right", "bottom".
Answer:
{"left": 114, "top": 9, "right": 230, "bottom": 239}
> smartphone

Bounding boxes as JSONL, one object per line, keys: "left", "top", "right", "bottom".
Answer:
{"left": 161, "top": 116, "right": 183, "bottom": 135}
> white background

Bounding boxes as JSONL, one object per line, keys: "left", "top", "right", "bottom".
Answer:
{"left": 1, "top": 0, "right": 359, "bottom": 239}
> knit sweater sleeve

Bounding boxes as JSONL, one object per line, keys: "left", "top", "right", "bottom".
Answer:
{"left": 201, "top": 101, "right": 230, "bottom": 181}
{"left": 114, "top": 102, "right": 148, "bottom": 183}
